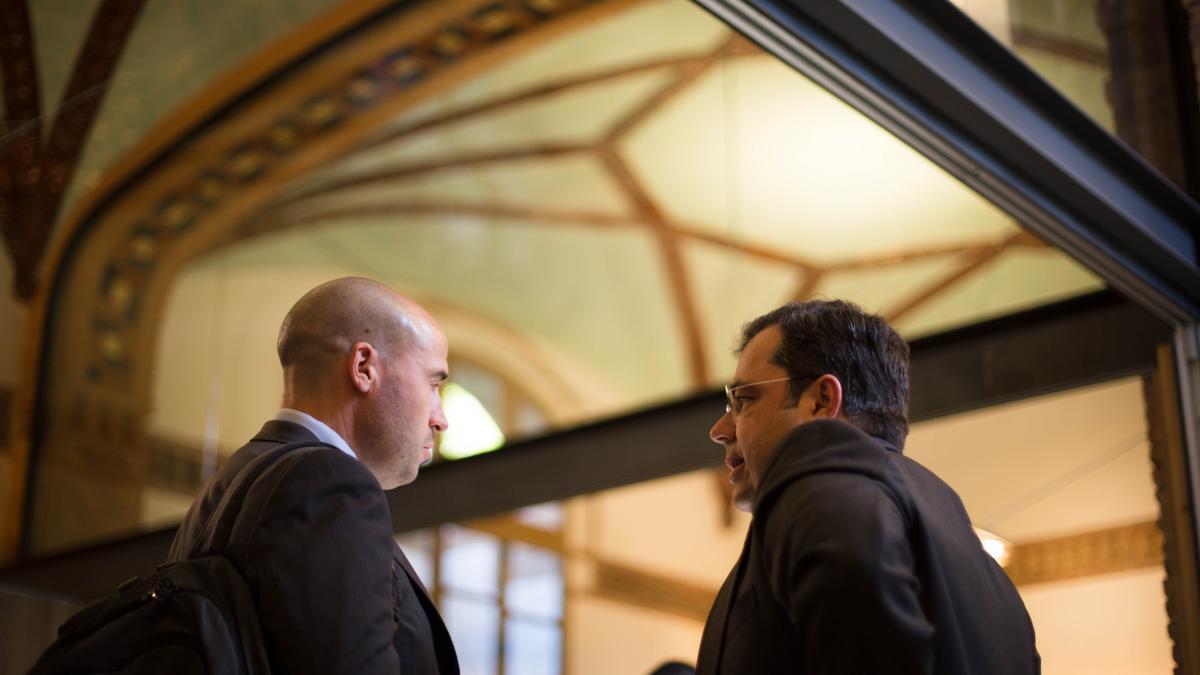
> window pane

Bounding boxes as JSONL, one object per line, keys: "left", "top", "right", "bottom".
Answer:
{"left": 515, "top": 502, "right": 564, "bottom": 531}
{"left": 506, "top": 542, "right": 563, "bottom": 620}
{"left": 394, "top": 529, "right": 435, "bottom": 589}
{"left": 505, "top": 619, "right": 561, "bottom": 675}
{"left": 953, "top": 0, "right": 1190, "bottom": 190}
{"left": 443, "top": 595, "right": 499, "bottom": 675}
{"left": 441, "top": 525, "right": 500, "bottom": 597}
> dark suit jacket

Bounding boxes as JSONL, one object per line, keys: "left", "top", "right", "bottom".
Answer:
{"left": 697, "top": 419, "right": 1039, "bottom": 675}
{"left": 168, "top": 420, "right": 459, "bottom": 674}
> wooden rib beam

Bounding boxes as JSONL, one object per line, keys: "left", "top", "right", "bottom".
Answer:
{"left": 0, "top": 0, "right": 45, "bottom": 301}
{"left": 1010, "top": 25, "right": 1108, "bottom": 67}
{"left": 263, "top": 199, "right": 1035, "bottom": 291}
{"left": 1005, "top": 520, "right": 1163, "bottom": 586}
{"left": 41, "top": 0, "right": 148, "bottom": 199}
{"left": 0, "top": 0, "right": 147, "bottom": 301}
{"left": 598, "top": 146, "right": 708, "bottom": 386}
{"left": 885, "top": 240, "right": 1011, "bottom": 324}
{"left": 590, "top": 557, "right": 717, "bottom": 623}
{"left": 790, "top": 268, "right": 825, "bottom": 303}
{"left": 354, "top": 38, "right": 765, "bottom": 155}
{"left": 283, "top": 143, "right": 593, "bottom": 203}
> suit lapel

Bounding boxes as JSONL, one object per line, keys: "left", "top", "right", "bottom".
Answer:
{"left": 393, "top": 543, "right": 435, "bottom": 605}
{"left": 393, "top": 543, "right": 460, "bottom": 674}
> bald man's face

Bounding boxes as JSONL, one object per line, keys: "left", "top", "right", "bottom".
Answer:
{"left": 359, "top": 318, "right": 449, "bottom": 489}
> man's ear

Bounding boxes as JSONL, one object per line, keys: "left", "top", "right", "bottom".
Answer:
{"left": 811, "top": 374, "right": 844, "bottom": 419}
{"left": 349, "top": 342, "right": 378, "bottom": 394}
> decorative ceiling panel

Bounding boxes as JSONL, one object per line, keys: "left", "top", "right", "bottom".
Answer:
{"left": 368, "top": 0, "right": 727, "bottom": 124}
{"left": 623, "top": 56, "right": 1020, "bottom": 261}
{"left": 199, "top": 216, "right": 689, "bottom": 403}
{"left": 182, "top": 0, "right": 1107, "bottom": 415}
{"left": 284, "top": 153, "right": 634, "bottom": 220}
{"left": 135, "top": 0, "right": 1108, "bottom": 459}
{"left": 29, "top": 0, "right": 100, "bottom": 123}
{"left": 680, "top": 239, "right": 800, "bottom": 384}
{"left": 300, "top": 68, "right": 678, "bottom": 191}
{"left": 41, "top": 0, "right": 348, "bottom": 220}
{"left": 896, "top": 247, "right": 1104, "bottom": 337}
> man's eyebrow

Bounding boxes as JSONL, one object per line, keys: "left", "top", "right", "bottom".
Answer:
{"left": 729, "top": 379, "right": 747, "bottom": 389}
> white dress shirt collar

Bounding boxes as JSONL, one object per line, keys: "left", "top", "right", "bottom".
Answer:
{"left": 274, "top": 408, "right": 358, "bottom": 460}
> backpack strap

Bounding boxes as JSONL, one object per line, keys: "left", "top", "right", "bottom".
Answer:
{"left": 189, "top": 440, "right": 337, "bottom": 558}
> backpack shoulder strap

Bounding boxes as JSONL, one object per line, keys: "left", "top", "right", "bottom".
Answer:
{"left": 189, "top": 440, "right": 336, "bottom": 558}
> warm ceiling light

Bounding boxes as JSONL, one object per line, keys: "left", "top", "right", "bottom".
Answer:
{"left": 974, "top": 527, "right": 1012, "bottom": 567}
{"left": 439, "top": 382, "right": 505, "bottom": 460}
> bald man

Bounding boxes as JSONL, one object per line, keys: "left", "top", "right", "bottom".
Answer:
{"left": 169, "top": 277, "right": 459, "bottom": 674}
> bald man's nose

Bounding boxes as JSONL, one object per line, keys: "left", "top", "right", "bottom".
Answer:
{"left": 431, "top": 402, "right": 448, "bottom": 432}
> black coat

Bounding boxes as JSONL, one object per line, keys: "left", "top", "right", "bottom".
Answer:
{"left": 696, "top": 419, "right": 1039, "bottom": 674}
{"left": 169, "top": 420, "right": 459, "bottom": 674}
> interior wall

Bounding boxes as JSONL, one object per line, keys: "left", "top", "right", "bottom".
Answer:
{"left": 1021, "top": 568, "right": 1173, "bottom": 675}
{"left": 562, "top": 470, "right": 749, "bottom": 672}
{"left": 582, "top": 469, "right": 748, "bottom": 589}
{"left": 566, "top": 596, "right": 704, "bottom": 675}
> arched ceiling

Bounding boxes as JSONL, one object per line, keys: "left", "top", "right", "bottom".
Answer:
{"left": 30, "top": 0, "right": 1111, "bottom": 447}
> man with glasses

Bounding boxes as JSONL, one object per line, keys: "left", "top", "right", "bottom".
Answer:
{"left": 696, "top": 300, "right": 1039, "bottom": 674}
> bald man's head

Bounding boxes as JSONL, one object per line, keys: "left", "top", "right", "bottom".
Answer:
{"left": 278, "top": 277, "right": 427, "bottom": 390}
{"left": 277, "top": 277, "right": 449, "bottom": 488}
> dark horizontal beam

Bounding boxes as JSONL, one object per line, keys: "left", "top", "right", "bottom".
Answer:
{"left": 907, "top": 290, "right": 1173, "bottom": 421}
{"left": 0, "top": 291, "right": 1171, "bottom": 599}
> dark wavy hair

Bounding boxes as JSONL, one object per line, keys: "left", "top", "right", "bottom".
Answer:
{"left": 740, "top": 299, "right": 911, "bottom": 449}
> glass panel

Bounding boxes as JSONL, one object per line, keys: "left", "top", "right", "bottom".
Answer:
{"left": 515, "top": 502, "right": 564, "bottom": 531}
{"left": 442, "top": 595, "right": 499, "bottom": 675}
{"left": 952, "top": 0, "right": 1191, "bottom": 190}
{"left": 394, "top": 529, "right": 435, "bottom": 590}
{"left": 505, "top": 619, "right": 561, "bottom": 675}
{"left": 31, "top": 0, "right": 349, "bottom": 220}
{"left": 447, "top": 359, "right": 506, "bottom": 423}
{"left": 33, "top": 0, "right": 1109, "bottom": 552}
{"left": 506, "top": 542, "right": 563, "bottom": 620}
{"left": 441, "top": 525, "right": 500, "bottom": 597}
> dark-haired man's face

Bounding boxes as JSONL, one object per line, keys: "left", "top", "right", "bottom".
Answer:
{"left": 709, "top": 325, "right": 815, "bottom": 512}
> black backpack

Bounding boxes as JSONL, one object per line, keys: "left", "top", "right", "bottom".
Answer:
{"left": 28, "top": 441, "right": 329, "bottom": 675}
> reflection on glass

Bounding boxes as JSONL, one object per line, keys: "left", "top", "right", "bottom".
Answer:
{"left": 443, "top": 596, "right": 500, "bottom": 675}
{"left": 952, "top": 0, "right": 1111, "bottom": 129}
{"left": 506, "top": 542, "right": 564, "bottom": 620}
{"left": 441, "top": 525, "right": 500, "bottom": 597}
{"left": 515, "top": 502, "right": 564, "bottom": 531}
{"left": 34, "top": 0, "right": 1115, "bottom": 555}
{"left": 505, "top": 620, "right": 562, "bottom": 675}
